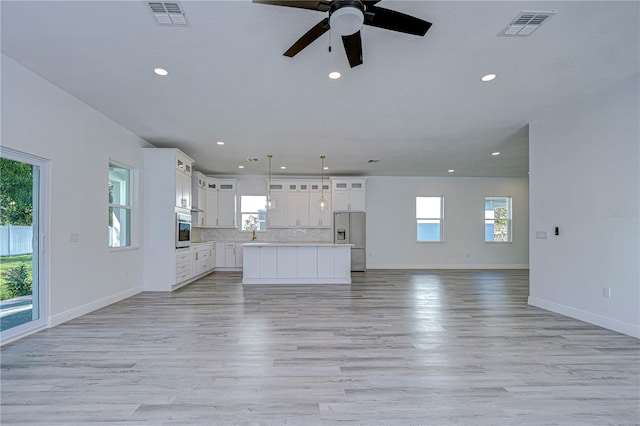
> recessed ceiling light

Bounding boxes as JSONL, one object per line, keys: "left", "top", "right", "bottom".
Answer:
{"left": 328, "top": 71, "right": 341, "bottom": 80}
{"left": 448, "top": 169, "right": 455, "bottom": 173}
{"left": 481, "top": 73, "right": 496, "bottom": 82}
{"left": 154, "top": 67, "right": 168, "bottom": 76}
{"left": 238, "top": 165, "right": 244, "bottom": 169}
{"left": 217, "top": 141, "right": 224, "bottom": 145}
{"left": 323, "top": 166, "right": 329, "bottom": 170}
{"left": 492, "top": 151, "right": 501, "bottom": 156}
{"left": 280, "top": 166, "right": 286, "bottom": 170}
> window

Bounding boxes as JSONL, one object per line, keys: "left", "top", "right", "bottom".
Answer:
{"left": 108, "top": 162, "right": 131, "bottom": 247}
{"left": 485, "top": 197, "right": 512, "bottom": 242}
{"left": 0, "top": 147, "right": 49, "bottom": 340}
{"left": 241, "top": 196, "right": 266, "bottom": 231}
{"left": 416, "top": 196, "right": 443, "bottom": 242}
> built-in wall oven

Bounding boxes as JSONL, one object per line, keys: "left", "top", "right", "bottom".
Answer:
{"left": 176, "top": 213, "right": 191, "bottom": 248}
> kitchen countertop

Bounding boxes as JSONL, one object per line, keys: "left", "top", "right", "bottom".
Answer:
{"left": 242, "top": 242, "right": 351, "bottom": 247}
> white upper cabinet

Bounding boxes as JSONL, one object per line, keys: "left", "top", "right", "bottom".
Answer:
{"left": 217, "top": 181, "right": 237, "bottom": 227}
{"left": 191, "top": 171, "right": 207, "bottom": 226}
{"left": 267, "top": 180, "right": 330, "bottom": 229}
{"left": 266, "top": 181, "right": 287, "bottom": 228}
{"left": 174, "top": 152, "right": 193, "bottom": 210}
{"left": 286, "top": 182, "right": 310, "bottom": 227}
{"left": 309, "top": 182, "right": 332, "bottom": 228}
{"left": 175, "top": 152, "right": 193, "bottom": 210}
{"left": 204, "top": 178, "right": 237, "bottom": 228}
{"left": 331, "top": 178, "right": 366, "bottom": 212}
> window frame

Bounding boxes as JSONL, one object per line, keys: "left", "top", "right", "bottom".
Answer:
{"left": 240, "top": 195, "right": 267, "bottom": 232}
{"left": 416, "top": 196, "right": 444, "bottom": 243}
{"left": 108, "top": 160, "right": 134, "bottom": 248}
{"left": 484, "top": 196, "right": 512, "bottom": 243}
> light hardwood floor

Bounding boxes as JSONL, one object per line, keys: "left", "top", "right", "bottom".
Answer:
{"left": 1, "top": 270, "right": 639, "bottom": 425}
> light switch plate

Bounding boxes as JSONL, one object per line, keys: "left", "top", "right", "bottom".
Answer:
{"left": 535, "top": 231, "right": 548, "bottom": 239}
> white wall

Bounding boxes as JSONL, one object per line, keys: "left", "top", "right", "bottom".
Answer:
{"left": 1, "top": 54, "right": 150, "bottom": 326}
{"left": 363, "top": 177, "right": 529, "bottom": 269}
{"left": 529, "top": 72, "right": 640, "bottom": 338}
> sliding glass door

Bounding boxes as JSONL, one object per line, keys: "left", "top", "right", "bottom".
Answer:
{"left": 0, "top": 148, "right": 48, "bottom": 342}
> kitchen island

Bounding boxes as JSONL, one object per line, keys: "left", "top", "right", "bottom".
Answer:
{"left": 242, "top": 242, "right": 351, "bottom": 285}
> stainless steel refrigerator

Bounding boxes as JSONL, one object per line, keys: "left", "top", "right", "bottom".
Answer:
{"left": 334, "top": 211, "right": 366, "bottom": 271}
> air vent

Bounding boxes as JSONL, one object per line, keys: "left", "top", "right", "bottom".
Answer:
{"left": 499, "top": 11, "right": 555, "bottom": 37}
{"left": 247, "top": 158, "right": 259, "bottom": 163}
{"left": 367, "top": 159, "right": 380, "bottom": 163}
{"left": 148, "top": 2, "right": 188, "bottom": 26}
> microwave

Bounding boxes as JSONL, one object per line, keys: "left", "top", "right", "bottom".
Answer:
{"left": 176, "top": 213, "right": 191, "bottom": 248}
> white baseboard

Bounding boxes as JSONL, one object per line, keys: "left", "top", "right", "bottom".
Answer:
{"left": 49, "top": 285, "right": 142, "bottom": 327}
{"left": 528, "top": 296, "right": 640, "bottom": 338}
{"left": 366, "top": 264, "right": 529, "bottom": 270}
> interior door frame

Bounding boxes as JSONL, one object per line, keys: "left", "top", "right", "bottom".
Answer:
{"left": 0, "top": 146, "right": 50, "bottom": 345}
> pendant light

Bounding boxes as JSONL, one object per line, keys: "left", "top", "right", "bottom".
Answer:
{"left": 319, "top": 155, "right": 327, "bottom": 211}
{"left": 266, "top": 154, "right": 275, "bottom": 210}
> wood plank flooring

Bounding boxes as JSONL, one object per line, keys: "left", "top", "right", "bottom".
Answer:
{"left": 1, "top": 270, "right": 639, "bottom": 425}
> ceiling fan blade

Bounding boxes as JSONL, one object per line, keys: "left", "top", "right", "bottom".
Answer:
{"left": 284, "top": 18, "right": 330, "bottom": 57}
{"left": 364, "top": 6, "right": 432, "bottom": 36}
{"left": 253, "top": 0, "right": 331, "bottom": 12}
{"left": 342, "top": 31, "right": 363, "bottom": 68}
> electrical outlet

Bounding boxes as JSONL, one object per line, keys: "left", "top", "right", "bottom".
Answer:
{"left": 602, "top": 287, "right": 611, "bottom": 298}
{"left": 69, "top": 232, "right": 80, "bottom": 243}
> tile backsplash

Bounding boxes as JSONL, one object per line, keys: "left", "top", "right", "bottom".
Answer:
{"left": 192, "top": 227, "right": 332, "bottom": 243}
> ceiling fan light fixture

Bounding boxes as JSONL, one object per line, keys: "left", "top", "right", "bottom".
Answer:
{"left": 330, "top": 6, "right": 364, "bottom": 36}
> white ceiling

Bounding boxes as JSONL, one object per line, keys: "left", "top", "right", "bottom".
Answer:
{"left": 2, "top": 1, "right": 638, "bottom": 177}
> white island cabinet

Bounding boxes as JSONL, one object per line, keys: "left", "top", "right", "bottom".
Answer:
{"left": 242, "top": 243, "right": 351, "bottom": 285}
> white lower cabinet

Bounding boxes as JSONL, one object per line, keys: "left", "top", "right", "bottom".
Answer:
{"left": 242, "top": 243, "right": 351, "bottom": 284}
{"left": 215, "top": 242, "right": 226, "bottom": 267}
{"left": 317, "top": 246, "right": 351, "bottom": 278}
{"left": 243, "top": 246, "right": 278, "bottom": 279}
{"left": 235, "top": 242, "right": 243, "bottom": 267}
{"left": 193, "top": 243, "right": 214, "bottom": 276}
{"left": 277, "top": 246, "right": 317, "bottom": 278}
{"left": 175, "top": 243, "right": 215, "bottom": 288}
{"left": 214, "top": 241, "right": 241, "bottom": 268}
{"left": 175, "top": 249, "right": 193, "bottom": 284}
{"left": 224, "top": 243, "right": 236, "bottom": 267}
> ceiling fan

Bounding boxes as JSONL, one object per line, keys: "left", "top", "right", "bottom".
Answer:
{"left": 254, "top": 0, "right": 432, "bottom": 68}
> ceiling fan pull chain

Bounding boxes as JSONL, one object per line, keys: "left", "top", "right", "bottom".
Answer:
{"left": 328, "top": 30, "right": 332, "bottom": 52}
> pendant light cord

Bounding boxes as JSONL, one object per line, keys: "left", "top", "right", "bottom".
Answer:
{"left": 267, "top": 154, "right": 273, "bottom": 207}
